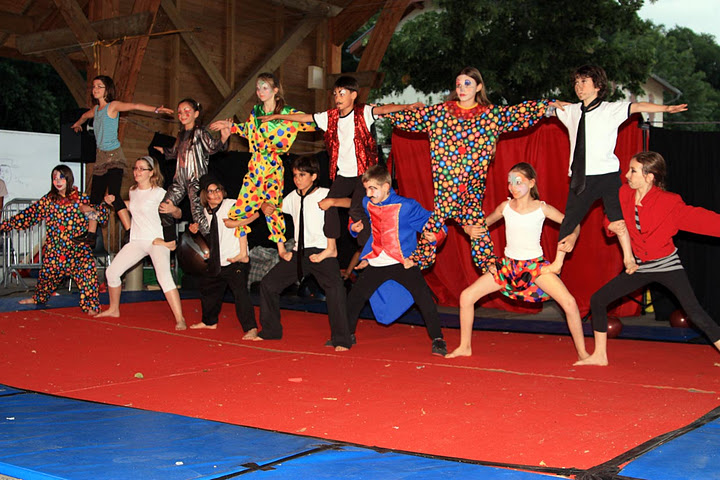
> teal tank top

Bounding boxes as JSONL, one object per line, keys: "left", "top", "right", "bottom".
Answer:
{"left": 93, "top": 105, "right": 121, "bottom": 151}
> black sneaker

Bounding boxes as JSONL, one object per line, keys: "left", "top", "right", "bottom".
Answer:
{"left": 324, "top": 334, "right": 356, "bottom": 347}
{"left": 431, "top": 338, "right": 447, "bottom": 357}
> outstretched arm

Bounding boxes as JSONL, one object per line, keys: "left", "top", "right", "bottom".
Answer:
{"left": 630, "top": 102, "right": 688, "bottom": 115}
{"left": 374, "top": 102, "right": 424, "bottom": 115}
{"left": 258, "top": 112, "right": 314, "bottom": 123}
{"left": 110, "top": 101, "right": 173, "bottom": 116}
{"left": 71, "top": 109, "right": 95, "bottom": 132}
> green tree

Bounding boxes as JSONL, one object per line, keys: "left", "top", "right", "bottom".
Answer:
{"left": 0, "top": 58, "right": 77, "bottom": 134}
{"left": 377, "top": 0, "right": 656, "bottom": 104}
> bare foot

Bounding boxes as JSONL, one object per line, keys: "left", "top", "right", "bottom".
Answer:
{"left": 334, "top": 345, "right": 349, "bottom": 352}
{"left": 445, "top": 346, "right": 472, "bottom": 358}
{"left": 190, "top": 322, "right": 217, "bottom": 329}
{"left": 251, "top": 336, "right": 264, "bottom": 342}
{"left": 153, "top": 238, "right": 177, "bottom": 251}
{"left": 309, "top": 246, "right": 337, "bottom": 263}
{"left": 96, "top": 309, "right": 120, "bottom": 318}
{"left": 573, "top": 353, "right": 608, "bottom": 366}
{"left": 242, "top": 328, "right": 258, "bottom": 340}
{"left": 18, "top": 298, "right": 36, "bottom": 305}
{"left": 541, "top": 261, "right": 562, "bottom": 275}
{"left": 86, "top": 310, "right": 99, "bottom": 317}
{"left": 175, "top": 319, "right": 187, "bottom": 330}
{"left": 228, "top": 253, "right": 249, "bottom": 264}
{"left": 624, "top": 258, "right": 639, "bottom": 275}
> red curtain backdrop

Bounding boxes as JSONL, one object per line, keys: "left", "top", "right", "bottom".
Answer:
{"left": 391, "top": 115, "right": 644, "bottom": 317}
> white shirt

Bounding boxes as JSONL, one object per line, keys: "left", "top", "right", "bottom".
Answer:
{"left": 313, "top": 105, "right": 378, "bottom": 177}
{"left": 128, "top": 187, "right": 165, "bottom": 241}
{"left": 203, "top": 198, "right": 244, "bottom": 267}
{"left": 503, "top": 201, "right": 546, "bottom": 261}
{"left": 556, "top": 101, "right": 631, "bottom": 176}
{"left": 282, "top": 187, "right": 329, "bottom": 251}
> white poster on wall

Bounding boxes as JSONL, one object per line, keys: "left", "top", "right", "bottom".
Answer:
{"left": 0, "top": 129, "right": 83, "bottom": 203}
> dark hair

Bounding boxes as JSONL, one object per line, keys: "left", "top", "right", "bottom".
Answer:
{"left": 91, "top": 75, "right": 116, "bottom": 105}
{"left": 509, "top": 162, "right": 540, "bottom": 200}
{"left": 448, "top": 67, "right": 491, "bottom": 106}
{"left": 362, "top": 164, "right": 391, "bottom": 186}
{"left": 178, "top": 97, "right": 202, "bottom": 115}
{"left": 292, "top": 155, "right": 320, "bottom": 176}
{"left": 333, "top": 75, "right": 360, "bottom": 93}
{"left": 130, "top": 156, "right": 164, "bottom": 190}
{"left": 256, "top": 73, "right": 286, "bottom": 114}
{"left": 48, "top": 165, "right": 74, "bottom": 200}
{"left": 632, "top": 151, "right": 667, "bottom": 190}
{"left": 199, "top": 182, "right": 227, "bottom": 208}
{"left": 574, "top": 65, "right": 608, "bottom": 100}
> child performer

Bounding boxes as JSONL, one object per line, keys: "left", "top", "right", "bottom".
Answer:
{"left": 97, "top": 156, "right": 186, "bottom": 330}
{"left": 154, "top": 98, "right": 231, "bottom": 250}
{"left": 577, "top": 151, "right": 720, "bottom": 366}
{"left": 386, "top": 67, "right": 564, "bottom": 272}
{"left": 445, "top": 163, "right": 589, "bottom": 362}
{"left": 251, "top": 156, "right": 352, "bottom": 351}
{"left": 545, "top": 64, "right": 687, "bottom": 275}
{"left": 259, "top": 75, "right": 423, "bottom": 260}
{"left": 71, "top": 75, "right": 172, "bottom": 246}
{"left": 0, "top": 166, "right": 107, "bottom": 314}
{"left": 209, "top": 73, "right": 315, "bottom": 262}
{"left": 346, "top": 165, "right": 448, "bottom": 357}
{"left": 187, "top": 174, "right": 258, "bottom": 338}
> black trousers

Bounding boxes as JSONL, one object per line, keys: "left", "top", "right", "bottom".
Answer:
{"left": 259, "top": 248, "right": 351, "bottom": 347}
{"left": 347, "top": 263, "right": 443, "bottom": 340}
{"left": 90, "top": 168, "right": 126, "bottom": 212}
{"left": 590, "top": 268, "right": 720, "bottom": 342}
{"left": 559, "top": 172, "right": 623, "bottom": 239}
{"left": 323, "top": 175, "right": 370, "bottom": 246}
{"left": 200, "top": 262, "right": 257, "bottom": 331}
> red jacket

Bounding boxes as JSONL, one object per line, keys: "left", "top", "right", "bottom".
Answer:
{"left": 605, "top": 184, "right": 720, "bottom": 262}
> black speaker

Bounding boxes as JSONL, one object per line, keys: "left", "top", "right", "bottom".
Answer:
{"left": 60, "top": 108, "right": 96, "bottom": 163}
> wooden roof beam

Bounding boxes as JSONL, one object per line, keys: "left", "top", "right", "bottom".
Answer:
{"left": 268, "top": 0, "right": 343, "bottom": 17}
{"left": 209, "top": 13, "right": 325, "bottom": 122}
{"left": 45, "top": 50, "right": 86, "bottom": 106}
{"left": 160, "top": 0, "right": 231, "bottom": 98}
{"left": 51, "top": 0, "right": 99, "bottom": 62}
{"left": 0, "top": 10, "right": 37, "bottom": 35}
{"left": 329, "top": 0, "right": 381, "bottom": 46}
{"left": 16, "top": 12, "right": 153, "bottom": 55}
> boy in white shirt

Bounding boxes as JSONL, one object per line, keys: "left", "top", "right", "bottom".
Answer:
{"left": 546, "top": 64, "right": 687, "bottom": 275}
{"left": 249, "top": 156, "right": 352, "bottom": 351}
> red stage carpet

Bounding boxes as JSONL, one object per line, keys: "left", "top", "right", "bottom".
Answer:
{"left": 1, "top": 300, "right": 718, "bottom": 470}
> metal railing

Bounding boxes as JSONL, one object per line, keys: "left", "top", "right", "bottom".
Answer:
{"left": 1, "top": 198, "right": 45, "bottom": 288}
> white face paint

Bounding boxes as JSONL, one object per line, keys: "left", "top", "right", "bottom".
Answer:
{"left": 508, "top": 172, "right": 530, "bottom": 198}
{"left": 256, "top": 80, "right": 275, "bottom": 103}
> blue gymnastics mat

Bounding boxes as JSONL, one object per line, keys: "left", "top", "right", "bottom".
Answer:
{"left": 619, "top": 415, "right": 720, "bottom": 480}
{"left": 0, "top": 385, "right": 562, "bottom": 480}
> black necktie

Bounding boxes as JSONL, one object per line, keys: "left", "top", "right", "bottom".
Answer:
{"left": 296, "top": 190, "right": 307, "bottom": 280}
{"left": 207, "top": 205, "right": 221, "bottom": 276}
{"left": 570, "top": 97, "right": 602, "bottom": 195}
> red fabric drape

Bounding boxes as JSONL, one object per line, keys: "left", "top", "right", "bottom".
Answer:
{"left": 391, "top": 115, "right": 644, "bottom": 317}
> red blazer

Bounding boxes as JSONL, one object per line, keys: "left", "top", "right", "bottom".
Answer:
{"left": 605, "top": 184, "right": 720, "bottom": 262}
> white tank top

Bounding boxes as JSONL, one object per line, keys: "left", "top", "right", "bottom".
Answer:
{"left": 503, "top": 201, "right": 545, "bottom": 260}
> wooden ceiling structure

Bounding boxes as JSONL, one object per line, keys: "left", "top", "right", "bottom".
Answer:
{"left": 0, "top": 0, "right": 423, "bottom": 156}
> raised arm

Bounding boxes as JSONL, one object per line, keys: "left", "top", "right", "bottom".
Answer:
{"left": 259, "top": 112, "right": 314, "bottom": 123}
{"left": 109, "top": 101, "right": 173, "bottom": 116}
{"left": 373, "top": 102, "right": 424, "bottom": 116}
{"left": 630, "top": 102, "right": 688, "bottom": 115}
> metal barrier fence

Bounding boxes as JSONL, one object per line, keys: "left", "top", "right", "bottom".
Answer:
{"left": 1, "top": 198, "right": 45, "bottom": 288}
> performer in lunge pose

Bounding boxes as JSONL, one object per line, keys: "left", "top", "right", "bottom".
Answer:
{"left": 445, "top": 163, "right": 588, "bottom": 362}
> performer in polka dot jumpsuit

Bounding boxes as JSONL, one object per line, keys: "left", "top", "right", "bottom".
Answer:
{"left": 0, "top": 165, "right": 108, "bottom": 313}
{"left": 386, "top": 67, "right": 558, "bottom": 272}
{"left": 212, "top": 73, "right": 315, "bottom": 247}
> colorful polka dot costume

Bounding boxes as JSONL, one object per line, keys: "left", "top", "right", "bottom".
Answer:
{"left": 387, "top": 100, "right": 548, "bottom": 272}
{"left": 0, "top": 188, "right": 108, "bottom": 312}
{"left": 229, "top": 104, "right": 315, "bottom": 242}
{"left": 492, "top": 257, "right": 550, "bottom": 302}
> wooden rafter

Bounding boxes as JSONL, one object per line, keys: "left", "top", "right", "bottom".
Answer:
{"left": 16, "top": 12, "right": 153, "bottom": 55}
{"left": 0, "top": 10, "right": 36, "bottom": 35}
{"left": 45, "top": 50, "right": 86, "bottom": 106}
{"left": 51, "top": 0, "right": 98, "bottom": 62}
{"left": 329, "top": 0, "right": 381, "bottom": 46}
{"left": 160, "top": 0, "right": 231, "bottom": 98}
{"left": 209, "top": 12, "right": 325, "bottom": 122}
{"left": 268, "top": 0, "right": 343, "bottom": 17}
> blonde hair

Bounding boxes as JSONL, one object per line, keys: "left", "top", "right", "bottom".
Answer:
{"left": 448, "top": 67, "right": 491, "bottom": 106}
{"left": 130, "top": 157, "right": 164, "bottom": 190}
{"left": 257, "top": 72, "right": 286, "bottom": 114}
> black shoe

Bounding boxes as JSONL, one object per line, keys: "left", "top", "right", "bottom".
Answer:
{"left": 431, "top": 338, "right": 447, "bottom": 357}
{"left": 325, "top": 334, "right": 356, "bottom": 347}
{"left": 72, "top": 232, "right": 96, "bottom": 248}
